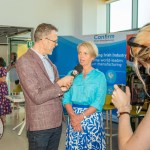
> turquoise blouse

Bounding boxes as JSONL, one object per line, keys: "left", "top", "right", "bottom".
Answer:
{"left": 62, "top": 69, "right": 107, "bottom": 112}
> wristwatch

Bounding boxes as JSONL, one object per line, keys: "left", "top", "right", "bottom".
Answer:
{"left": 82, "top": 112, "right": 87, "bottom": 119}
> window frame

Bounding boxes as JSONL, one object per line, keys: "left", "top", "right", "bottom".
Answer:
{"left": 106, "top": 0, "right": 139, "bottom": 33}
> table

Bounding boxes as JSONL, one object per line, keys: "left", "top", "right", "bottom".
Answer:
{"left": 5, "top": 95, "right": 26, "bottom": 136}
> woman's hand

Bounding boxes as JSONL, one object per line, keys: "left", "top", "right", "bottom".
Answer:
{"left": 73, "top": 123, "right": 82, "bottom": 132}
{"left": 70, "top": 114, "right": 83, "bottom": 127}
{"left": 112, "top": 84, "right": 131, "bottom": 112}
{"left": 70, "top": 114, "right": 83, "bottom": 132}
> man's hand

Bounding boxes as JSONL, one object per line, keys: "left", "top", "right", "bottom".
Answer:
{"left": 61, "top": 86, "right": 69, "bottom": 92}
{"left": 57, "top": 76, "right": 73, "bottom": 89}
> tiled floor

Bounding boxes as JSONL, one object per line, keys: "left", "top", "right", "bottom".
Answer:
{"left": 0, "top": 106, "right": 118, "bottom": 150}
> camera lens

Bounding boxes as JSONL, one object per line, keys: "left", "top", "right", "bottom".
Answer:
{"left": 118, "top": 84, "right": 126, "bottom": 92}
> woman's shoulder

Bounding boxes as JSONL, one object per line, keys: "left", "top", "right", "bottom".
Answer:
{"left": 92, "top": 69, "right": 105, "bottom": 76}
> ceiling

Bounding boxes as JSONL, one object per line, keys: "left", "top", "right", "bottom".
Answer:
{"left": 0, "top": 25, "right": 32, "bottom": 38}
{"left": 0, "top": 25, "right": 33, "bottom": 44}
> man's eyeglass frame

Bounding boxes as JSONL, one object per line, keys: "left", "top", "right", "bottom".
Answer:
{"left": 40, "top": 38, "right": 58, "bottom": 45}
{"left": 45, "top": 38, "right": 58, "bottom": 44}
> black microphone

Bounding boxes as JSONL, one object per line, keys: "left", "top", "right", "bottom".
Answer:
{"left": 71, "top": 64, "right": 83, "bottom": 78}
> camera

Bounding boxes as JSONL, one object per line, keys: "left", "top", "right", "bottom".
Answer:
{"left": 118, "top": 84, "right": 126, "bottom": 92}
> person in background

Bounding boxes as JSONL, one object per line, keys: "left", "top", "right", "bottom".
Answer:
{"left": 0, "top": 57, "right": 12, "bottom": 125}
{"left": 7, "top": 52, "right": 19, "bottom": 93}
{"left": 16, "top": 23, "right": 73, "bottom": 150}
{"left": 112, "top": 23, "right": 150, "bottom": 150}
{"left": 63, "top": 41, "right": 107, "bottom": 150}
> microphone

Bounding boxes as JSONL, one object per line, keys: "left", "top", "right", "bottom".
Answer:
{"left": 71, "top": 64, "right": 83, "bottom": 78}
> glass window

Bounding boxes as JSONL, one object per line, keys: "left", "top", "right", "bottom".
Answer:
{"left": 110, "top": 0, "right": 132, "bottom": 32}
{"left": 138, "top": 0, "right": 150, "bottom": 28}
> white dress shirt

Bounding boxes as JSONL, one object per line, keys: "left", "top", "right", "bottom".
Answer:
{"left": 31, "top": 48, "right": 55, "bottom": 83}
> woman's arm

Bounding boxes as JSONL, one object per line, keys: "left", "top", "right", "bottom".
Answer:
{"left": 65, "top": 104, "right": 82, "bottom": 131}
{"left": 82, "top": 107, "right": 96, "bottom": 116}
{"left": 0, "top": 76, "right": 6, "bottom": 82}
{"left": 118, "top": 113, "right": 133, "bottom": 150}
{"left": 65, "top": 104, "right": 76, "bottom": 117}
{"left": 112, "top": 84, "right": 150, "bottom": 150}
{"left": 118, "top": 106, "right": 150, "bottom": 150}
{"left": 7, "top": 64, "right": 15, "bottom": 72}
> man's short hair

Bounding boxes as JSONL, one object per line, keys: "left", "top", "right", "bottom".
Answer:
{"left": 34, "top": 23, "right": 58, "bottom": 42}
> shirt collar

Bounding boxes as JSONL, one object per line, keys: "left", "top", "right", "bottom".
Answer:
{"left": 31, "top": 48, "right": 47, "bottom": 60}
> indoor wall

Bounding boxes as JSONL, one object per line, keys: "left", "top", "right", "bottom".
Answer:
{"left": 0, "top": 0, "right": 106, "bottom": 36}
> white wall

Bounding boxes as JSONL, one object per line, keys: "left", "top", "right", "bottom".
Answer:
{"left": 82, "top": 0, "right": 106, "bottom": 35}
{"left": 0, "top": 0, "right": 106, "bottom": 35}
{"left": 97, "top": 0, "right": 107, "bottom": 34}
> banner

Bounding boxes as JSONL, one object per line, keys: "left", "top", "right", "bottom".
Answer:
{"left": 91, "top": 33, "right": 127, "bottom": 94}
{"left": 49, "top": 31, "right": 137, "bottom": 121}
{"left": 50, "top": 33, "right": 127, "bottom": 94}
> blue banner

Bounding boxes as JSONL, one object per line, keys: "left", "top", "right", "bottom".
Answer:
{"left": 94, "top": 41, "right": 127, "bottom": 94}
{"left": 49, "top": 34, "right": 127, "bottom": 94}
{"left": 49, "top": 34, "right": 127, "bottom": 122}
{"left": 49, "top": 36, "right": 82, "bottom": 77}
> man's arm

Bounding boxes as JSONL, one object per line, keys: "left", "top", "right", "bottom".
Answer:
{"left": 16, "top": 57, "right": 68, "bottom": 105}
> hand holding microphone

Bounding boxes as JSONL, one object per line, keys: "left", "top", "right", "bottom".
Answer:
{"left": 71, "top": 64, "right": 83, "bottom": 78}
{"left": 57, "top": 64, "right": 83, "bottom": 92}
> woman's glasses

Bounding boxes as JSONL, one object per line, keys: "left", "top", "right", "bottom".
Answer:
{"left": 127, "top": 37, "right": 148, "bottom": 58}
{"left": 127, "top": 37, "right": 147, "bottom": 49}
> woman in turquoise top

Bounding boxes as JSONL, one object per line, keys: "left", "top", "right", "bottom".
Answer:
{"left": 63, "top": 41, "right": 107, "bottom": 150}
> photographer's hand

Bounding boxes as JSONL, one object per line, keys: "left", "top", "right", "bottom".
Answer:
{"left": 112, "top": 84, "right": 131, "bottom": 112}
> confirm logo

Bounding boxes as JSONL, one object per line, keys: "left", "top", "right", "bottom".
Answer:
{"left": 94, "top": 34, "right": 115, "bottom": 42}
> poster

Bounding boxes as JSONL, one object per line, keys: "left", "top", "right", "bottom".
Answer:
{"left": 49, "top": 31, "right": 137, "bottom": 122}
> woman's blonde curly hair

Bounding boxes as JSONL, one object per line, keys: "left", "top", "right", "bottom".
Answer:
{"left": 129, "top": 23, "right": 150, "bottom": 96}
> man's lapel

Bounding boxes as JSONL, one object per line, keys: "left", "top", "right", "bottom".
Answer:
{"left": 46, "top": 58, "right": 58, "bottom": 81}
{"left": 28, "top": 49, "right": 51, "bottom": 81}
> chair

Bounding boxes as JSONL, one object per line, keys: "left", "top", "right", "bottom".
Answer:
{"left": 12, "top": 84, "right": 23, "bottom": 115}
{"left": 5, "top": 93, "right": 26, "bottom": 135}
{"left": 103, "top": 94, "right": 117, "bottom": 150}
{"left": 11, "top": 92, "right": 24, "bottom": 119}
{"left": 130, "top": 102, "right": 148, "bottom": 130}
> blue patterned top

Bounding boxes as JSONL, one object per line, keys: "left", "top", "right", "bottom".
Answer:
{"left": 62, "top": 69, "right": 107, "bottom": 112}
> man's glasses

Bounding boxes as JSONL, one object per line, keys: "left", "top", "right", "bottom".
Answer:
{"left": 45, "top": 38, "right": 58, "bottom": 44}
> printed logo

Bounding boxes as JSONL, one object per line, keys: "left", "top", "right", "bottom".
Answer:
{"left": 94, "top": 34, "right": 115, "bottom": 42}
{"left": 106, "top": 70, "right": 116, "bottom": 84}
